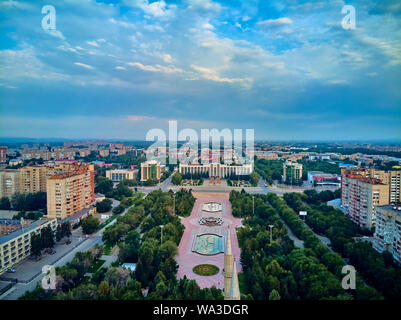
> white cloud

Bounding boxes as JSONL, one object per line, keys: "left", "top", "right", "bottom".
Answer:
{"left": 124, "top": 0, "right": 176, "bottom": 18}
{"left": 87, "top": 40, "right": 100, "bottom": 47}
{"left": 190, "top": 65, "right": 250, "bottom": 86}
{"left": 258, "top": 17, "right": 293, "bottom": 27}
{"left": 45, "top": 29, "right": 66, "bottom": 41}
{"left": 127, "top": 62, "right": 183, "bottom": 74}
{"left": 74, "top": 62, "right": 95, "bottom": 70}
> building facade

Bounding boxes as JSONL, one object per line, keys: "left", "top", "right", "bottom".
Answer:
{"left": 179, "top": 163, "right": 253, "bottom": 178}
{"left": 0, "top": 170, "right": 20, "bottom": 199}
{"left": 283, "top": 161, "right": 303, "bottom": 183}
{"left": 342, "top": 168, "right": 401, "bottom": 204}
{"left": 0, "top": 147, "right": 7, "bottom": 163}
{"left": 307, "top": 171, "right": 340, "bottom": 186}
{"left": 141, "top": 160, "right": 161, "bottom": 181}
{"left": 341, "top": 171, "right": 389, "bottom": 229}
{"left": 106, "top": 169, "right": 137, "bottom": 182}
{"left": 373, "top": 205, "right": 401, "bottom": 263}
{"left": 46, "top": 164, "right": 95, "bottom": 220}
{"left": 0, "top": 219, "right": 57, "bottom": 274}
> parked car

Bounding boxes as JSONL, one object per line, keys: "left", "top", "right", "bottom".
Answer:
{"left": 7, "top": 268, "right": 16, "bottom": 273}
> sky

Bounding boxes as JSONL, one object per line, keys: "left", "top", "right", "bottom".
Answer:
{"left": 0, "top": 0, "right": 400, "bottom": 141}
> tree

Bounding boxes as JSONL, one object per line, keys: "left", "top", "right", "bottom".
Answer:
{"left": 31, "top": 233, "right": 42, "bottom": 258}
{"left": 40, "top": 226, "right": 55, "bottom": 249}
{"left": 118, "top": 230, "right": 141, "bottom": 262}
{"left": 96, "top": 198, "right": 113, "bottom": 213}
{"left": 95, "top": 177, "right": 113, "bottom": 195}
{"left": 97, "top": 281, "right": 111, "bottom": 300}
{"left": 269, "top": 289, "right": 281, "bottom": 300}
{"left": 171, "top": 173, "right": 182, "bottom": 186}
{"left": 81, "top": 216, "right": 100, "bottom": 234}
{"left": 0, "top": 197, "right": 11, "bottom": 210}
{"left": 250, "top": 172, "right": 260, "bottom": 186}
{"left": 159, "top": 240, "right": 178, "bottom": 260}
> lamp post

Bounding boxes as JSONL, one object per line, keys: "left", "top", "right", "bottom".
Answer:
{"left": 269, "top": 225, "right": 274, "bottom": 244}
{"left": 160, "top": 225, "right": 164, "bottom": 244}
{"left": 252, "top": 196, "right": 255, "bottom": 215}
{"left": 173, "top": 194, "right": 176, "bottom": 216}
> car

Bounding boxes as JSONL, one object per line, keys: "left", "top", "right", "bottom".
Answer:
{"left": 7, "top": 268, "right": 16, "bottom": 273}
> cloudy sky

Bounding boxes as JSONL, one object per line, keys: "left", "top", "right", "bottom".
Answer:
{"left": 0, "top": 0, "right": 400, "bottom": 141}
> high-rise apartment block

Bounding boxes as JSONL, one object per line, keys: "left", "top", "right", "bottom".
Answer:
{"left": 0, "top": 146, "right": 7, "bottom": 163}
{"left": 373, "top": 205, "right": 401, "bottom": 263}
{"left": 0, "top": 170, "right": 20, "bottom": 199}
{"left": 341, "top": 171, "right": 389, "bottom": 229}
{"left": 46, "top": 164, "right": 95, "bottom": 220}
{"left": 283, "top": 161, "right": 303, "bottom": 183}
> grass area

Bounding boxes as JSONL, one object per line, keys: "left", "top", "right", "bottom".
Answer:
{"left": 192, "top": 264, "right": 219, "bottom": 276}
{"left": 99, "top": 214, "right": 119, "bottom": 229}
{"left": 88, "top": 259, "right": 106, "bottom": 273}
{"left": 103, "top": 243, "right": 113, "bottom": 255}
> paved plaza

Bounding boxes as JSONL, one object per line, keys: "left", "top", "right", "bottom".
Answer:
{"left": 176, "top": 192, "right": 242, "bottom": 290}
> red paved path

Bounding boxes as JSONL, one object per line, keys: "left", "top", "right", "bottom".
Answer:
{"left": 176, "top": 193, "right": 242, "bottom": 289}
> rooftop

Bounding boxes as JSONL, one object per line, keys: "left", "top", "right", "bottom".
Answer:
{"left": 0, "top": 219, "right": 54, "bottom": 245}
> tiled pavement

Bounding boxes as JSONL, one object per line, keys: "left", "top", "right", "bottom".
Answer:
{"left": 176, "top": 192, "right": 242, "bottom": 290}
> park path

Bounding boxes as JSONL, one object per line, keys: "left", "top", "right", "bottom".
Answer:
{"left": 176, "top": 192, "right": 242, "bottom": 290}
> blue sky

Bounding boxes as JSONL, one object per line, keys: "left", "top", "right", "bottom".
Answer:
{"left": 0, "top": 0, "right": 400, "bottom": 141}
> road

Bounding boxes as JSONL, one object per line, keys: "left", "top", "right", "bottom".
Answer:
{"left": 135, "top": 175, "right": 173, "bottom": 194}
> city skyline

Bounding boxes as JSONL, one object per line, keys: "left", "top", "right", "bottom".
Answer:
{"left": 0, "top": 0, "right": 400, "bottom": 140}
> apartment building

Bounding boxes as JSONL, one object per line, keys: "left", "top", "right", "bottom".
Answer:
{"left": 341, "top": 171, "right": 389, "bottom": 229}
{"left": 19, "top": 160, "right": 85, "bottom": 194}
{"left": 99, "top": 149, "right": 110, "bottom": 157}
{"left": 19, "top": 166, "right": 48, "bottom": 193}
{"left": 373, "top": 205, "right": 401, "bottom": 263}
{"left": 283, "top": 161, "right": 303, "bottom": 183}
{"left": 106, "top": 169, "right": 137, "bottom": 182}
{"left": 46, "top": 164, "right": 95, "bottom": 220}
{"left": 0, "top": 219, "right": 57, "bottom": 275}
{"left": 0, "top": 169, "right": 20, "bottom": 199}
{"left": 0, "top": 146, "right": 7, "bottom": 163}
{"left": 20, "top": 148, "right": 76, "bottom": 161}
{"left": 344, "top": 168, "right": 401, "bottom": 204}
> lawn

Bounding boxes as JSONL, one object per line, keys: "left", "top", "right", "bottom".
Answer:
{"left": 192, "top": 264, "right": 219, "bottom": 276}
{"left": 88, "top": 259, "right": 106, "bottom": 273}
{"left": 99, "top": 214, "right": 119, "bottom": 229}
{"left": 103, "top": 243, "right": 113, "bottom": 255}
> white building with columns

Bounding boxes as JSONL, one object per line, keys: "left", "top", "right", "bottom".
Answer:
{"left": 179, "top": 163, "right": 253, "bottom": 178}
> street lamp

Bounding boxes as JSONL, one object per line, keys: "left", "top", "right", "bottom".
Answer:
{"left": 269, "top": 225, "right": 274, "bottom": 244}
{"left": 173, "top": 194, "right": 176, "bottom": 216}
{"left": 252, "top": 196, "right": 255, "bottom": 215}
{"left": 160, "top": 225, "right": 164, "bottom": 244}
